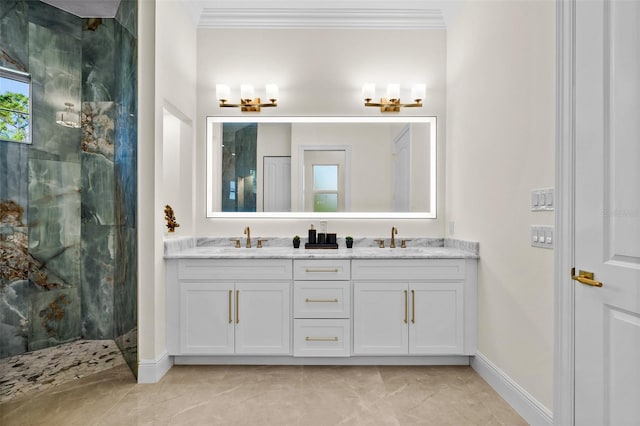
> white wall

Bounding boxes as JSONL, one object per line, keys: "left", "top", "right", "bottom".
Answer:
{"left": 446, "top": 0, "right": 555, "bottom": 411}
{"left": 196, "top": 29, "right": 447, "bottom": 238}
{"left": 138, "top": 0, "right": 197, "bottom": 366}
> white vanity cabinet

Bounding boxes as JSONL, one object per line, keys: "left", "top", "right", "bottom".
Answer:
{"left": 293, "top": 259, "right": 351, "bottom": 357}
{"left": 352, "top": 259, "right": 476, "bottom": 356}
{"left": 166, "top": 252, "right": 477, "bottom": 365}
{"left": 167, "top": 259, "right": 292, "bottom": 356}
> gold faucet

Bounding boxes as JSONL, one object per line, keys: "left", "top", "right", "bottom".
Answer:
{"left": 244, "top": 226, "right": 251, "bottom": 248}
{"left": 390, "top": 226, "right": 398, "bottom": 248}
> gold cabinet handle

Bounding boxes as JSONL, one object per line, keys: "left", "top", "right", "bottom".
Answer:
{"left": 305, "top": 298, "right": 339, "bottom": 303}
{"left": 571, "top": 268, "right": 603, "bottom": 287}
{"left": 305, "top": 268, "right": 339, "bottom": 273}
{"left": 404, "top": 290, "right": 408, "bottom": 324}
{"left": 228, "top": 290, "right": 232, "bottom": 323}
{"left": 235, "top": 290, "right": 239, "bottom": 323}
{"left": 411, "top": 289, "right": 415, "bottom": 324}
{"left": 305, "top": 336, "right": 338, "bottom": 342}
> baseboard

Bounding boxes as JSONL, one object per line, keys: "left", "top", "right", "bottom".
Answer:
{"left": 173, "top": 355, "right": 470, "bottom": 366}
{"left": 137, "top": 351, "right": 173, "bottom": 383}
{"left": 471, "top": 352, "right": 553, "bottom": 426}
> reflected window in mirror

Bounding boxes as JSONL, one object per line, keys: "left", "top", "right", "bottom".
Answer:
{"left": 0, "top": 67, "right": 31, "bottom": 144}
{"left": 313, "top": 165, "right": 339, "bottom": 212}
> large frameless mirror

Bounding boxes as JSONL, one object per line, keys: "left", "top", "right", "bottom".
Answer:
{"left": 206, "top": 116, "right": 436, "bottom": 219}
{"left": 0, "top": 67, "right": 32, "bottom": 145}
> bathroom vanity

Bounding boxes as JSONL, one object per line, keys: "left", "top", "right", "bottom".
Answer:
{"left": 165, "top": 240, "right": 477, "bottom": 365}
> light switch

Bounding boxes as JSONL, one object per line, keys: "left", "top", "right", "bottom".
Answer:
{"left": 532, "top": 225, "right": 553, "bottom": 249}
{"left": 532, "top": 188, "right": 555, "bottom": 211}
{"left": 545, "top": 189, "right": 554, "bottom": 207}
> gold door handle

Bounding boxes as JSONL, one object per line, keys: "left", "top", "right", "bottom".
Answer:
{"left": 305, "top": 336, "right": 338, "bottom": 342}
{"left": 305, "top": 298, "right": 338, "bottom": 303}
{"left": 305, "top": 268, "right": 339, "bottom": 273}
{"left": 404, "top": 290, "right": 408, "bottom": 324}
{"left": 571, "top": 268, "right": 603, "bottom": 287}
{"left": 235, "top": 290, "right": 240, "bottom": 323}
{"left": 411, "top": 289, "right": 415, "bottom": 324}
{"left": 228, "top": 290, "right": 232, "bottom": 323}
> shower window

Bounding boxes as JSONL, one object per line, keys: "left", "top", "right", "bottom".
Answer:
{"left": 0, "top": 67, "right": 32, "bottom": 144}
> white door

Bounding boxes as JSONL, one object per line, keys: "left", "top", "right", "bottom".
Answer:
{"left": 263, "top": 156, "right": 291, "bottom": 212}
{"left": 179, "top": 282, "right": 234, "bottom": 354}
{"left": 409, "top": 282, "right": 464, "bottom": 355}
{"left": 234, "top": 282, "right": 291, "bottom": 355}
{"left": 353, "top": 282, "right": 408, "bottom": 355}
{"left": 392, "top": 125, "right": 411, "bottom": 212}
{"left": 574, "top": 0, "right": 640, "bottom": 424}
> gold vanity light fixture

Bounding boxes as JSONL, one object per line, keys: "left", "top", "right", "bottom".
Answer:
{"left": 55, "top": 102, "right": 81, "bottom": 128}
{"left": 363, "top": 83, "right": 426, "bottom": 112}
{"left": 216, "top": 83, "right": 278, "bottom": 112}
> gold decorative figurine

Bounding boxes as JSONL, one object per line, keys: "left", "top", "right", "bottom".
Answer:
{"left": 164, "top": 205, "right": 180, "bottom": 232}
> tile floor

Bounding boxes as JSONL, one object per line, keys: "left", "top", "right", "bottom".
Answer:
{"left": 0, "top": 363, "right": 527, "bottom": 425}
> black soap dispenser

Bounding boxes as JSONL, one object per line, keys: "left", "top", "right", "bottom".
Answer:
{"left": 308, "top": 225, "right": 317, "bottom": 245}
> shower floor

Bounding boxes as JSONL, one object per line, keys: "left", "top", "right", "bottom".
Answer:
{"left": 0, "top": 340, "right": 126, "bottom": 403}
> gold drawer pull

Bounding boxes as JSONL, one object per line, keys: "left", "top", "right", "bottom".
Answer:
{"left": 228, "top": 290, "right": 232, "bottom": 324}
{"left": 305, "top": 336, "right": 338, "bottom": 342}
{"left": 305, "top": 298, "right": 339, "bottom": 303}
{"left": 305, "top": 268, "right": 339, "bottom": 273}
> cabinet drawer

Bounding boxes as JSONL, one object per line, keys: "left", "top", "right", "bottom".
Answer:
{"left": 293, "top": 319, "right": 350, "bottom": 357}
{"left": 179, "top": 259, "right": 292, "bottom": 280}
{"left": 294, "top": 281, "right": 350, "bottom": 318}
{"left": 352, "top": 259, "right": 465, "bottom": 281}
{"left": 293, "top": 260, "right": 350, "bottom": 280}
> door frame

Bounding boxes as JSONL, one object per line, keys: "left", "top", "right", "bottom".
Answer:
{"left": 555, "top": 0, "right": 576, "bottom": 424}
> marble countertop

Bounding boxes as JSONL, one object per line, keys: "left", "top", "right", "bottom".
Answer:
{"left": 164, "top": 237, "right": 479, "bottom": 260}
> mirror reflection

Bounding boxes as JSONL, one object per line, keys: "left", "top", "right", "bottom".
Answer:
{"left": 207, "top": 117, "right": 436, "bottom": 219}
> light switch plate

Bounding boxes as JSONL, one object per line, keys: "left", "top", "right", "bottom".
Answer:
{"left": 531, "top": 225, "right": 554, "bottom": 249}
{"left": 531, "top": 188, "right": 554, "bottom": 211}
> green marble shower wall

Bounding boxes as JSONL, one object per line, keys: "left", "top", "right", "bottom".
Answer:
{"left": 0, "top": 0, "right": 138, "bottom": 376}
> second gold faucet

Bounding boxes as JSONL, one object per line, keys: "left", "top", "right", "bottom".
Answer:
{"left": 390, "top": 226, "right": 398, "bottom": 248}
{"left": 244, "top": 226, "right": 251, "bottom": 248}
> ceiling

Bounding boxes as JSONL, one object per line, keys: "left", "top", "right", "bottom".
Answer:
{"left": 41, "top": 0, "right": 460, "bottom": 29}
{"left": 41, "top": 0, "right": 122, "bottom": 18}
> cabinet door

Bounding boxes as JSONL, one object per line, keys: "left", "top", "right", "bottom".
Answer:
{"left": 179, "top": 282, "right": 234, "bottom": 354}
{"left": 353, "top": 282, "right": 409, "bottom": 355}
{"left": 409, "top": 282, "right": 464, "bottom": 355}
{"left": 235, "top": 282, "right": 291, "bottom": 355}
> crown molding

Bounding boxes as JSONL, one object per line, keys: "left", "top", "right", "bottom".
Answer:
{"left": 197, "top": 8, "right": 447, "bottom": 30}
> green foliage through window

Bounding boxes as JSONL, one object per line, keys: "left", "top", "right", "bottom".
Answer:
{"left": 0, "top": 67, "right": 31, "bottom": 144}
